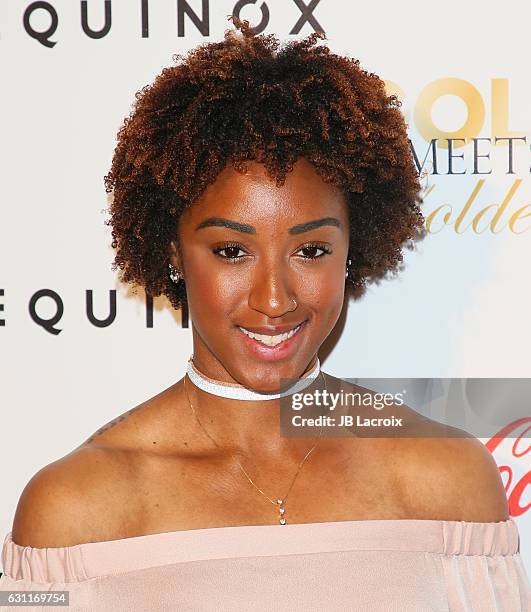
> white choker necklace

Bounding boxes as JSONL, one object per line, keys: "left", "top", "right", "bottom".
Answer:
{"left": 186, "top": 356, "right": 321, "bottom": 400}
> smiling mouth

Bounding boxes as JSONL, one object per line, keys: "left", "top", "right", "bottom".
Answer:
{"left": 238, "top": 322, "right": 305, "bottom": 347}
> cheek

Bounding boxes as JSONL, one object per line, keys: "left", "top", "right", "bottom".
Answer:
{"left": 299, "top": 265, "right": 346, "bottom": 303}
{"left": 303, "top": 268, "right": 346, "bottom": 327}
{"left": 185, "top": 263, "right": 243, "bottom": 318}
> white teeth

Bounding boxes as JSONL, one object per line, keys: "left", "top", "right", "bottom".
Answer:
{"left": 239, "top": 323, "right": 302, "bottom": 347}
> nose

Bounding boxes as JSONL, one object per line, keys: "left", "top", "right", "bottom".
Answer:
{"left": 247, "top": 261, "right": 298, "bottom": 318}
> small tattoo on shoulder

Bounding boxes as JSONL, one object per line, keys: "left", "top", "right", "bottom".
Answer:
{"left": 85, "top": 404, "right": 142, "bottom": 444}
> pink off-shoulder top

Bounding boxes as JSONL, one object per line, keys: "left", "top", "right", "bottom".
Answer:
{"left": 1, "top": 517, "right": 530, "bottom": 611}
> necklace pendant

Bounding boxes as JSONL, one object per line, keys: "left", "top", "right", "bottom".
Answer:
{"left": 278, "top": 502, "right": 286, "bottom": 524}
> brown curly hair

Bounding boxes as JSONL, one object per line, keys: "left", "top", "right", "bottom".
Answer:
{"left": 104, "top": 16, "right": 425, "bottom": 312}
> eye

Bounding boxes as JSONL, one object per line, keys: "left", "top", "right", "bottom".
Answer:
{"left": 213, "top": 242, "right": 247, "bottom": 262}
{"left": 296, "top": 243, "right": 332, "bottom": 260}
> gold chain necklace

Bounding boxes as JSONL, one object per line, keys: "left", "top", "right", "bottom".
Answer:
{"left": 183, "top": 370, "right": 327, "bottom": 525}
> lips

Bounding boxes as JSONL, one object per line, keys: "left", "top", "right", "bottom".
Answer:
{"left": 238, "top": 322, "right": 304, "bottom": 347}
{"left": 238, "top": 322, "right": 306, "bottom": 335}
{"left": 236, "top": 320, "right": 307, "bottom": 360}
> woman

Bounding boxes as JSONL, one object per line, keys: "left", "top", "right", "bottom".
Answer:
{"left": 1, "top": 17, "right": 529, "bottom": 611}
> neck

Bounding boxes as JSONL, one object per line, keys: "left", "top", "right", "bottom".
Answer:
{"left": 181, "top": 354, "right": 325, "bottom": 458}
{"left": 186, "top": 354, "right": 320, "bottom": 400}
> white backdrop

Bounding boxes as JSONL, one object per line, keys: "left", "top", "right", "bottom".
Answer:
{"left": 1, "top": 0, "right": 530, "bottom": 571}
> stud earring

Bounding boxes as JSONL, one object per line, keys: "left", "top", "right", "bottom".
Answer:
{"left": 168, "top": 263, "right": 182, "bottom": 284}
{"left": 345, "top": 258, "right": 352, "bottom": 279}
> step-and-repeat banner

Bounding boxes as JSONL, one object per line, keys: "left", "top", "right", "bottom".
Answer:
{"left": 1, "top": 1, "right": 529, "bottom": 569}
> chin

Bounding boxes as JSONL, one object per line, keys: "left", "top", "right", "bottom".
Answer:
{"left": 239, "top": 371, "right": 301, "bottom": 394}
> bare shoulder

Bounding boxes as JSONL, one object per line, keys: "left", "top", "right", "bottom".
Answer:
{"left": 11, "top": 444, "right": 142, "bottom": 548}
{"left": 11, "top": 382, "right": 191, "bottom": 548}
{"left": 396, "top": 420, "right": 509, "bottom": 522}
{"left": 327, "top": 375, "right": 509, "bottom": 523}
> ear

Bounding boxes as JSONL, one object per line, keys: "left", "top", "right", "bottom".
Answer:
{"left": 168, "top": 240, "right": 182, "bottom": 271}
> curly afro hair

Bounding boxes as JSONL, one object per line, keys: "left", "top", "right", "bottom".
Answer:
{"left": 104, "top": 16, "right": 425, "bottom": 312}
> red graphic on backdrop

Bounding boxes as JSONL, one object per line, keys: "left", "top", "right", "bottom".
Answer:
{"left": 485, "top": 417, "right": 531, "bottom": 517}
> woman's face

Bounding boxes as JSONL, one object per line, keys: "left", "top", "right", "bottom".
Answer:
{"left": 170, "top": 158, "right": 350, "bottom": 392}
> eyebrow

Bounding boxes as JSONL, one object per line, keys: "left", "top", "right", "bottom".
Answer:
{"left": 195, "top": 216, "right": 342, "bottom": 235}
